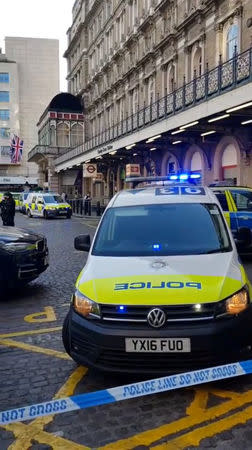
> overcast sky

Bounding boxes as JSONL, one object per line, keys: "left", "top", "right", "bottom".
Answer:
{"left": 0, "top": 0, "right": 74, "bottom": 91}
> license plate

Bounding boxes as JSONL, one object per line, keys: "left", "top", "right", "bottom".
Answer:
{"left": 59, "top": 210, "right": 66, "bottom": 214}
{"left": 125, "top": 338, "right": 191, "bottom": 353}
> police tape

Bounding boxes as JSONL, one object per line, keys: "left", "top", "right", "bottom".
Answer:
{"left": 1, "top": 359, "right": 252, "bottom": 425}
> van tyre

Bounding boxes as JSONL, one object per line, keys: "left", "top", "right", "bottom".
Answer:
{"left": 62, "top": 313, "right": 71, "bottom": 355}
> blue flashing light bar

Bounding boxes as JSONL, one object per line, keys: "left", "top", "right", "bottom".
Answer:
{"left": 118, "top": 305, "right": 126, "bottom": 313}
{"left": 153, "top": 244, "right": 161, "bottom": 250}
{"left": 125, "top": 172, "right": 202, "bottom": 186}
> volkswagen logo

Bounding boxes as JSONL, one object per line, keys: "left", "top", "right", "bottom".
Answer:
{"left": 147, "top": 308, "right": 166, "bottom": 328}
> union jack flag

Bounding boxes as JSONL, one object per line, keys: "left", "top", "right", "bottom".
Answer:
{"left": 10, "top": 135, "right": 24, "bottom": 163}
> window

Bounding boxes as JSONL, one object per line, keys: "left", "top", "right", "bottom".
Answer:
{"left": 214, "top": 192, "right": 229, "bottom": 211}
{"left": 92, "top": 203, "right": 232, "bottom": 256}
{"left": 0, "top": 73, "right": 9, "bottom": 83}
{"left": 57, "top": 123, "right": 70, "bottom": 147}
{"left": 230, "top": 190, "right": 252, "bottom": 211}
{"left": 44, "top": 195, "right": 62, "bottom": 204}
{"left": 0, "top": 92, "right": 9, "bottom": 102}
{"left": 0, "top": 110, "right": 10, "bottom": 120}
{"left": 226, "top": 24, "right": 239, "bottom": 59}
{"left": 0, "top": 127, "right": 10, "bottom": 138}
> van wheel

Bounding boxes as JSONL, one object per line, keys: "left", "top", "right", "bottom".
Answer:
{"left": 62, "top": 313, "right": 71, "bottom": 355}
{"left": 27, "top": 209, "right": 33, "bottom": 218}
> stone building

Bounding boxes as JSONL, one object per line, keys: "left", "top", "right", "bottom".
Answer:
{"left": 29, "top": 0, "right": 252, "bottom": 202}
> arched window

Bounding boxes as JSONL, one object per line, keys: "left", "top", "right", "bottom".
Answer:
{"left": 148, "top": 77, "right": 155, "bottom": 104}
{"left": 57, "top": 123, "right": 70, "bottom": 147}
{"left": 226, "top": 24, "right": 239, "bottom": 59}
{"left": 50, "top": 125, "right": 56, "bottom": 146}
{"left": 221, "top": 144, "right": 238, "bottom": 181}
{"left": 132, "top": 88, "right": 138, "bottom": 114}
{"left": 71, "top": 123, "right": 83, "bottom": 147}
{"left": 192, "top": 47, "right": 203, "bottom": 79}
{"left": 191, "top": 151, "right": 202, "bottom": 172}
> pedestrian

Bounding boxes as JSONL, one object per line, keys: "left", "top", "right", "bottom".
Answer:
{"left": 84, "top": 192, "right": 92, "bottom": 215}
{"left": 0, "top": 192, "right": 16, "bottom": 226}
{"left": 61, "top": 192, "right": 66, "bottom": 202}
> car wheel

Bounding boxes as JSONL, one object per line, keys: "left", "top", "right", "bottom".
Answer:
{"left": 44, "top": 210, "right": 49, "bottom": 220}
{"left": 66, "top": 212, "right": 72, "bottom": 219}
{"left": 27, "top": 209, "right": 33, "bottom": 218}
{"left": 62, "top": 313, "right": 71, "bottom": 355}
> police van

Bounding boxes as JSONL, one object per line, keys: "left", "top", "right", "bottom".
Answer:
{"left": 62, "top": 174, "right": 252, "bottom": 374}
{"left": 211, "top": 185, "right": 252, "bottom": 252}
{"left": 26, "top": 192, "right": 72, "bottom": 219}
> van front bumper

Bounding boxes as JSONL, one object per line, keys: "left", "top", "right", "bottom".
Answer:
{"left": 68, "top": 307, "right": 252, "bottom": 374}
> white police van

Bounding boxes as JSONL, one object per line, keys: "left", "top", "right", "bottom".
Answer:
{"left": 63, "top": 174, "right": 252, "bottom": 374}
{"left": 26, "top": 192, "right": 72, "bottom": 219}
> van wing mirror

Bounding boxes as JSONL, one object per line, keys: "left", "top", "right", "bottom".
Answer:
{"left": 235, "top": 227, "right": 251, "bottom": 249}
{"left": 74, "top": 234, "right": 91, "bottom": 252}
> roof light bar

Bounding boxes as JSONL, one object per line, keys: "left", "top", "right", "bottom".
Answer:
{"left": 208, "top": 114, "right": 230, "bottom": 123}
{"left": 201, "top": 130, "right": 216, "bottom": 137}
{"left": 180, "top": 121, "right": 199, "bottom": 129}
{"left": 125, "top": 172, "right": 202, "bottom": 186}
{"left": 241, "top": 119, "right": 252, "bottom": 125}
{"left": 226, "top": 102, "right": 252, "bottom": 113}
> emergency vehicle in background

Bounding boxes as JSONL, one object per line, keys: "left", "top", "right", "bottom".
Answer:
{"left": 25, "top": 192, "right": 72, "bottom": 219}
{"left": 62, "top": 173, "right": 252, "bottom": 374}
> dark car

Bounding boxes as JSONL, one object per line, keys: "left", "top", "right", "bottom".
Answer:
{"left": 0, "top": 226, "right": 49, "bottom": 288}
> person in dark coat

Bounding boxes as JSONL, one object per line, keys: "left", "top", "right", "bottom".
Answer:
{"left": 0, "top": 192, "right": 16, "bottom": 226}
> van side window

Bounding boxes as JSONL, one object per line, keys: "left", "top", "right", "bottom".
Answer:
{"left": 214, "top": 192, "right": 229, "bottom": 211}
{"left": 230, "top": 190, "right": 252, "bottom": 211}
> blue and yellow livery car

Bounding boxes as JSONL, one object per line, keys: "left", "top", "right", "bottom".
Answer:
{"left": 212, "top": 186, "right": 252, "bottom": 252}
{"left": 62, "top": 177, "right": 252, "bottom": 374}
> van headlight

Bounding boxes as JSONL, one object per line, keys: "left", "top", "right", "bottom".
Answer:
{"left": 225, "top": 287, "right": 249, "bottom": 315}
{"left": 73, "top": 290, "right": 100, "bottom": 318}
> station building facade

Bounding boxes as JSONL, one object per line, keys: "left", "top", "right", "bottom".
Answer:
{"left": 28, "top": 0, "right": 252, "bottom": 202}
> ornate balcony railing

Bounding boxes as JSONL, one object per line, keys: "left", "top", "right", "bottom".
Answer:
{"left": 51, "top": 47, "right": 252, "bottom": 166}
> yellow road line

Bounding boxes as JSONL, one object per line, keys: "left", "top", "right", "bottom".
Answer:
{"left": 152, "top": 404, "right": 252, "bottom": 449}
{"left": 0, "top": 327, "right": 61, "bottom": 339}
{"left": 6, "top": 421, "right": 88, "bottom": 450}
{"left": 100, "top": 387, "right": 252, "bottom": 450}
{"left": 5, "top": 366, "right": 89, "bottom": 450}
{"left": 0, "top": 339, "right": 70, "bottom": 360}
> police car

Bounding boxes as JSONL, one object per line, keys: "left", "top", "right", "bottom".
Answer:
{"left": 26, "top": 192, "right": 72, "bottom": 219}
{"left": 62, "top": 174, "right": 252, "bottom": 374}
{"left": 211, "top": 185, "right": 252, "bottom": 252}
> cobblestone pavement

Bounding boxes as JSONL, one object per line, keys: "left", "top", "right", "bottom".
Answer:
{"left": 1, "top": 214, "right": 252, "bottom": 449}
